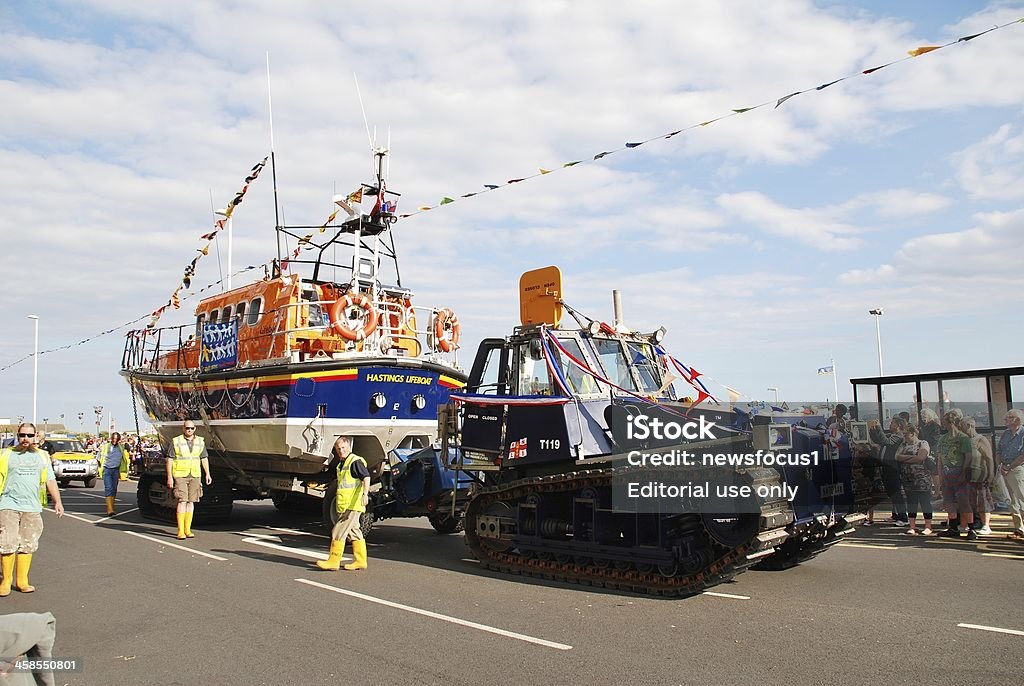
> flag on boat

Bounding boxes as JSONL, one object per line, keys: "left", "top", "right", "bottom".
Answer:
{"left": 817, "top": 365, "right": 834, "bottom": 375}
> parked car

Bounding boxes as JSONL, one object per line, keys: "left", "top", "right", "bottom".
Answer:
{"left": 40, "top": 435, "right": 98, "bottom": 488}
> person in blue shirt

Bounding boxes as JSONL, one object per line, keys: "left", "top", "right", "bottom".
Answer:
{"left": 0, "top": 423, "right": 64, "bottom": 595}
{"left": 96, "top": 432, "right": 130, "bottom": 515}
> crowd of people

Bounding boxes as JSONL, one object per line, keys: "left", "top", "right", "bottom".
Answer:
{"left": 852, "top": 406, "right": 1024, "bottom": 541}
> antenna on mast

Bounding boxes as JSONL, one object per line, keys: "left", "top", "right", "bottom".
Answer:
{"left": 267, "top": 51, "right": 283, "bottom": 268}
{"left": 354, "top": 74, "right": 375, "bottom": 153}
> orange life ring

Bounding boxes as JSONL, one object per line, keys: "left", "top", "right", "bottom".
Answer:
{"left": 432, "top": 307, "right": 460, "bottom": 352}
{"left": 328, "top": 292, "right": 378, "bottom": 341}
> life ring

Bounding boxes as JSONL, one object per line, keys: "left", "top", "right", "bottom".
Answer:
{"left": 328, "top": 292, "right": 378, "bottom": 341}
{"left": 432, "top": 308, "right": 460, "bottom": 352}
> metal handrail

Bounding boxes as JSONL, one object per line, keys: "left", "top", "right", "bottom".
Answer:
{"left": 123, "top": 297, "right": 460, "bottom": 373}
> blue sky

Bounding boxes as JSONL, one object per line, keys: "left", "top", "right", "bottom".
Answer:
{"left": 1, "top": 1, "right": 1022, "bottom": 432}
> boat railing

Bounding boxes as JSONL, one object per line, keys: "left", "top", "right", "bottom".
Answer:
{"left": 123, "top": 297, "right": 459, "bottom": 374}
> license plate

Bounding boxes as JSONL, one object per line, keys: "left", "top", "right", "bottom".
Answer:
{"left": 820, "top": 483, "right": 844, "bottom": 498}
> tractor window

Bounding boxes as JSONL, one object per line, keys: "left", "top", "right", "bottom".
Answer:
{"left": 554, "top": 337, "right": 601, "bottom": 395}
{"left": 514, "top": 341, "right": 554, "bottom": 395}
{"left": 593, "top": 338, "right": 638, "bottom": 392}
{"left": 476, "top": 347, "right": 503, "bottom": 394}
{"left": 625, "top": 341, "right": 663, "bottom": 394}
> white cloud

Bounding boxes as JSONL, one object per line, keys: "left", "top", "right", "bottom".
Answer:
{"left": 952, "top": 123, "right": 1024, "bottom": 200}
{"left": 716, "top": 191, "right": 864, "bottom": 250}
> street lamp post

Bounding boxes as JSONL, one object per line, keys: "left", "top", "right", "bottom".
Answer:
{"left": 868, "top": 308, "right": 884, "bottom": 376}
{"left": 93, "top": 405, "right": 103, "bottom": 438}
{"left": 767, "top": 387, "right": 779, "bottom": 405}
{"left": 27, "top": 315, "right": 39, "bottom": 424}
{"left": 78, "top": 412, "right": 85, "bottom": 434}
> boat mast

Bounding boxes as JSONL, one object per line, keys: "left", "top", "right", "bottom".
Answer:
{"left": 267, "top": 52, "right": 283, "bottom": 270}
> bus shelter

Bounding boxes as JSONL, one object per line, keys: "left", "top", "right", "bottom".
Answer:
{"left": 850, "top": 366, "right": 1024, "bottom": 443}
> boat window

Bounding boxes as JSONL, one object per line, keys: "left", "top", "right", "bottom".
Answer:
{"left": 554, "top": 337, "right": 601, "bottom": 395}
{"left": 235, "top": 302, "right": 247, "bottom": 325}
{"left": 624, "top": 341, "right": 663, "bottom": 394}
{"left": 196, "top": 313, "right": 206, "bottom": 338}
{"left": 302, "top": 290, "right": 324, "bottom": 327}
{"left": 222, "top": 305, "right": 232, "bottom": 322}
{"left": 514, "top": 340, "right": 555, "bottom": 396}
{"left": 208, "top": 309, "right": 219, "bottom": 325}
{"left": 248, "top": 298, "right": 263, "bottom": 326}
{"left": 593, "top": 338, "right": 638, "bottom": 392}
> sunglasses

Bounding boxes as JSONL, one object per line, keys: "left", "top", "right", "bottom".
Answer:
{"left": 184, "top": 427, "right": 196, "bottom": 431}
{"left": 18, "top": 433, "right": 35, "bottom": 438}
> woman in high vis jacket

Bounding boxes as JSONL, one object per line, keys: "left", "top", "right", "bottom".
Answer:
{"left": 0, "top": 423, "right": 64, "bottom": 595}
{"left": 165, "top": 421, "right": 212, "bottom": 540}
{"left": 316, "top": 436, "right": 371, "bottom": 571}
{"left": 97, "top": 432, "right": 130, "bottom": 515}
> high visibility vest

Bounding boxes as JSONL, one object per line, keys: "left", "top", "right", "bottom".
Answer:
{"left": 335, "top": 453, "right": 367, "bottom": 513}
{"left": 0, "top": 448, "right": 49, "bottom": 506}
{"left": 170, "top": 435, "right": 205, "bottom": 478}
{"left": 97, "top": 442, "right": 130, "bottom": 478}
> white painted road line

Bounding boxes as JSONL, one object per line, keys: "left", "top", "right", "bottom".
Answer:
{"left": 94, "top": 508, "right": 140, "bottom": 524}
{"left": 837, "top": 543, "right": 898, "bottom": 550}
{"left": 982, "top": 552, "right": 1024, "bottom": 560}
{"left": 124, "top": 531, "right": 228, "bottom": 561}
{"left": 53, "top": 511, "right": 97, "bottom": 524}
{"left": 296, "top": 578, "right": 574, "bottom": 651}
{"left": 242, "top": 534, "right": 341, "bottom": 562}
{"left": 958, "top": 623, "right": 1024, "bottom": 637}
{"left": 263, "top": 526, "right": 328, "bottom": 539}
{"left": 702, "top": 591, "right": 750, "bottom": 600}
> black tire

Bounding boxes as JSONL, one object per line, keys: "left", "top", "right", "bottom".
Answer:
{"left": 192, "top": 477, "right": 234, "bottom": 524}
{"left": 84, "top": 477, "right": 97, "bottom": 489}
{"left": 428, "top": 511, "right": 464, "bottom": 534}
{"left": 58, "top": 480, "right": 70, "bottom": 489}
{"left": 271, "top": 490, "right": 294, "bottom": 510}
{"left": 137, "top": 473, "right": 172, "bottom": 521}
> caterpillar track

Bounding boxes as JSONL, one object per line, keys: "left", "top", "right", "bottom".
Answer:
{"left": 464, "top": 466, "right": 794, "bottom": 597}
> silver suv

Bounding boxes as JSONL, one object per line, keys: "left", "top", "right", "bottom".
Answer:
{"left": 41, "top": 437, "right": 99, "bottom": 488}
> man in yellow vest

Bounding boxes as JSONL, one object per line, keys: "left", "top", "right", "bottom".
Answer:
{"left": 97, "top": 432, "right": 130, "bottom": 515}
{"left": 165, "top": 420, "right": 212, "bottom": 540}
{"left": 0, "top": 423, "right": 65, "bottom": 596}
{"left": 315, "top": 436, "right": 370, "bottom": 571}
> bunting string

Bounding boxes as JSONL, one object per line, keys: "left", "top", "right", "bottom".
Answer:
{"left": 146, "top": 156, "right": 269, "bottom": 329}
{"left": 0, "top": 264, "right": 265, "bottom": 374}
{"left": 398, "top": 17, "right": 1022, "bottom": 217}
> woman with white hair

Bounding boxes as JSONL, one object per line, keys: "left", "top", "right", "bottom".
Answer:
{"left": 937, "top": 411, "right": 979, "bottom": 539}
{"left": 959, "top": 416, "right": 995, "bottom": 535}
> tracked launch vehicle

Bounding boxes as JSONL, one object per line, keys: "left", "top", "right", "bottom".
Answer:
{"left": 439, "top": 267, "right": 869, "bottom": 596}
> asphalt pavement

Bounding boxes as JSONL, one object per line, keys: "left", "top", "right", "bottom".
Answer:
{"left": 4, "top": 483, "right": 1022, "bottom": 686}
